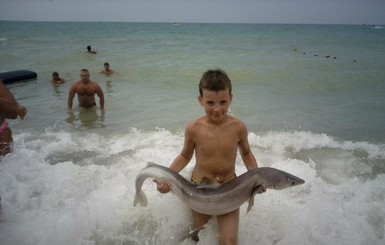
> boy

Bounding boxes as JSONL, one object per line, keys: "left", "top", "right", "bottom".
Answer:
{"left": 155, "top": 69, "right": 265, "bottom": 244}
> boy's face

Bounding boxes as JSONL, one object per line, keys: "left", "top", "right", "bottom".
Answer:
{"left": 198, "top": 89, "right": 233, "bottom": 123}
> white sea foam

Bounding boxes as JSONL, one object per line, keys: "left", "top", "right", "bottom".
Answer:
{"left": 0, "top": 128, "right": 384, "bottom": 244}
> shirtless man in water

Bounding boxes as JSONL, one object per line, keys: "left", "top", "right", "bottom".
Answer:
{"left": 100, "top": 62, "right": 115, "bottom": 75}
{"left": 51, "top": 71, "right": 65, "bottom": 84}
{"left": 67, "top": 69, "right": 104, "bottom": 110}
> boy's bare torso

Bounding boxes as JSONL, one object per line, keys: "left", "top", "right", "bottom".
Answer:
{"left": 189, "top": 115, "right": 242, "bottom": 183}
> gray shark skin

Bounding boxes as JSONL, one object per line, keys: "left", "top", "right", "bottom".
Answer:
{"left": 134, "top": 162, "right": 305, "bottom": 215}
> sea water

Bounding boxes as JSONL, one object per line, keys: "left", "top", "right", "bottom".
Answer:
{"left": 0, "top": 21, "right": 384, "bottom": 244}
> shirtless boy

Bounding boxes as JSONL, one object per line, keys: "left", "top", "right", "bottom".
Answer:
{"left": 155, "top": 69, "right": 265, "bottom": 245}
{"left": 67, "top": 69, "right": 104, "bottom": 110}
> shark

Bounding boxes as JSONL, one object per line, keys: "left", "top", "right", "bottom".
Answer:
{"left": 134, "top": 162, "right": 305, "bottom": 215}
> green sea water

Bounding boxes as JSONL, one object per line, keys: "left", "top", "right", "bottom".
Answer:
{"left": 0, "top": 21, "right": 384, "bottom": 245}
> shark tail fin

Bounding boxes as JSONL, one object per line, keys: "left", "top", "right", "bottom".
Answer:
{"left": 133, "top": 190, "right": 148, "bottom": 207}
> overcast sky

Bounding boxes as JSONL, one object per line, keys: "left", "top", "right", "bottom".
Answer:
{"left": 0, "top": 0, "right": 384, "bottom": 25}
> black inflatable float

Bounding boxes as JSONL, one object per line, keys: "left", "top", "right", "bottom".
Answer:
{"left": 0, "top": 70, "right": 37, "bottom": 84}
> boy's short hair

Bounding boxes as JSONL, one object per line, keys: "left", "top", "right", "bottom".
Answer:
{"left": 199, "top": 69, "right": 232, "bottom": 96}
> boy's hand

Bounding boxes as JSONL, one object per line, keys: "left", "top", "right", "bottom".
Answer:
{"left": 153, "top": 179, "right": 172, "bottom": 193}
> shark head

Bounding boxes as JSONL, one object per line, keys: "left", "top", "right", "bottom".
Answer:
{"left": 272, "top": 170, "right": 305, "bottom": 190}
{"left": 255, "top": 167, "right": 305, "bottom": 190}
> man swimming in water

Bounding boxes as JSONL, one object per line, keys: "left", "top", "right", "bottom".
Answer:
{"left": 51, "top": 71, "right": 65, "bottom": 84}
{"left": 67, "top": 69, "right": 104, "bottom": 110}
{"left": 86, "top": 45, "right": 97, "bottom": 54}
{"left": 100, "top": 62, "right": 115, "bottom": 75}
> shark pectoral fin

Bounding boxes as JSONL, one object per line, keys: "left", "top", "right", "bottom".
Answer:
{"left": 246, "top": 185, "right": 266, "bottom": 213}
{"left": 133, "top": 190, "right": 148, "bottom": 207}
{"left": 246, "top": 197, "right": 255, "bottom": 213}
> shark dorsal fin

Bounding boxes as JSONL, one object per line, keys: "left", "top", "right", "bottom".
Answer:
{"left": 196, "top": 177, "right": 221, "bottom": 189}
{"left": 147, "top": 162, "right": 156, "bottom": 166}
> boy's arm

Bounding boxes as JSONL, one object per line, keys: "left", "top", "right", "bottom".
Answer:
{"left": 169, "top": 124, "right": 195, "bottom": 171}
{"left": 238, "top": 122, "right": 258, "bottom": 170}
{"left": 155, "top": 124, "right": 195, "bottom": 193}
{"left": 238, "top": 122, "right": 266, "bottom": 193}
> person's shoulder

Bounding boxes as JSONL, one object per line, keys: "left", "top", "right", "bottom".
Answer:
{"left": 90, "top": 81, "right": 103, "bottom": 89}
{"left": 228, "top": 115, "right": 247, "bottom": 129}
{"left": 101, "top": 70, "right": 114, "bottom": 75}
{"left": 189, "top": 116, "right": 206, "bottom": 125}
{"left": 186, "top": 117, "right": 207, "bottom": 131}
{"left": 92, "top": 80, "right": 102, "bottom": 86}
{"left": 228, "top": 115, "right": 242, "bottom": 122}
{"left": 52, "top": 79, "right": 65, "bottom": 84}
{"left": 70, "top": 80, "right": 81, "bottom": 87}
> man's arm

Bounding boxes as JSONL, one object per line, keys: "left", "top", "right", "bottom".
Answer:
{"left": 67, "top": 86, "right": 76, "bottom": 110}
{"left": 0, "top": 81, "right": 26, "bottom": 119}
{"left": 96, "top": 85, "right": 104, "bottom": 109}
{"left": 0, "top": 81, "right": 18, "bottom": 118}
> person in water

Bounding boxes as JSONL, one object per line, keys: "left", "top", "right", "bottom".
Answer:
{"left": 51, "top": 71, "right": 65, "bottom": 84}
{"left": 155, "top": 69, "right": 266, "bottom": 244}
{"left": 100, "top": 62, "right": 114, "bottom": 75}
{"left": 0, "top": 80, "right": 27, "bottom": 156}
{"left": 67, "top": 69, "right": 104, "bottom": 110}
{"left": 86, "top": 45, "right": 97, "bottom": 54}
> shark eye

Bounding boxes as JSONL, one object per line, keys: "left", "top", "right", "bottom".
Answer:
{"left": 291, "top": 181, "right": 296, "bottom": 185}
